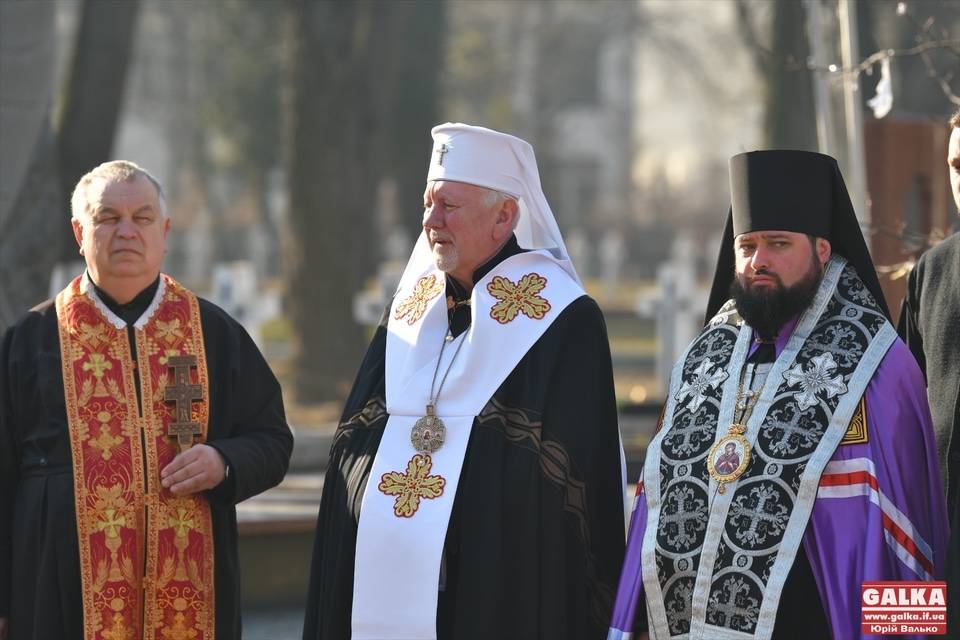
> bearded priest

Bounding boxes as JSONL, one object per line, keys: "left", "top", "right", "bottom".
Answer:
{"left": 608, "top": 151, "right": 949, "bottom": 640}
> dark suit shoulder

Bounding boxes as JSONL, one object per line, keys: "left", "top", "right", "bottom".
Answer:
{"left": 195, "top": 297, "right": 259, "bottom": 347}
{"left": 28, "top": 297, "right": 56, "bottom": 316}
{"left": 551, "top": 294, "right": 605, "bottom": 330}
{"left": 915, "top": 233, "right": 960, "bottom": 278}
{"left": 2, "top": 298, "right": 57, "bottom": 346}
{"left": 196, "top": 297, "right": 242, "bottom": 329}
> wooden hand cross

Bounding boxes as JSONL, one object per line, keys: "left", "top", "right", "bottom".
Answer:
{"left": 164, "top": 355, "right": 203, "bottom": 452}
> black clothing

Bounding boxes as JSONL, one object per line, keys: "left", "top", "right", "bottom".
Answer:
{"left": 0, "top": 286, "right": 293, "bottom": 639}
{"left": 91, "top": 274, "right": 160, "bottom": 325}
{"left": 898, "top": 232, "right": 960, "bottom": 633}
{"left": 446, "top": 236, "right": 525, "bottom": 337}
{"left": 303, "top": 239, "right": 625, "bottom": 640}
{"left": 750, "top": 337, "right": 831, "bottom": 640}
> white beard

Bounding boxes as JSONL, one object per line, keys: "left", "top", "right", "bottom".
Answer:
{"left": 432, "top": 244, "right": 459, "bottom": 273}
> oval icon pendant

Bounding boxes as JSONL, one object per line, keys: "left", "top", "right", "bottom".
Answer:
{"left": 411, "top": 410, "right": 446, "bottom": 454}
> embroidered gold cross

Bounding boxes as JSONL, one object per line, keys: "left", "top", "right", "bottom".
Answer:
{"left": 394, "top": 275, "right": 445, "bottom": 325}
{"left": 83, "top": 353, "right": 113, "bottom": 378}
{"left": 164, "top": 355, "right": 203, "bottom": 452}
{"left": 487, "top": 273, "right": 551, "bottom": 324}
{"left": 378, "top": 453, "right": 445, "bottom": 517}
{"left": 168, "top": 506, "right": 196, "bottom": 538}
{"left": 90, "top": 422, "right": 123, "bottom": 461}
{"left": 97, "top": 508, "right": 127, "bottom": 539}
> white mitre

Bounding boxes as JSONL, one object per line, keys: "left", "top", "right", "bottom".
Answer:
{"left": 403, "top": 122, "right": 581, "bottom": 285}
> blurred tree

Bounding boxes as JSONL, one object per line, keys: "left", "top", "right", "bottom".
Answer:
{"left": 197, "top": 0, "right": 285, "bottom": 273}
{"left": 736, "top": 0, "right": 817, "bottom": 150}
{"left": 0, "top": 0, "right": 140, "bottom": 332}
{"left": 283, "top": 0, "right": 445, "bottom": 401}
{"left": 870, "top": 0, "right": 960, "bottom": 118}
{"left": 57, "top": 0, "right": 141, "bottom": 253}
{"left": 383, "top": 0, "right": 447, "bottom": 241}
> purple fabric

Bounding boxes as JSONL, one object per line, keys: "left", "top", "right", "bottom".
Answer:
{"left": 609, "top": 490, "right": 648, "bottom": 634}
{"left": 608, "top": 337, "right": 950, "bottom": 639}
{"left": 751, "top": 315, "right": 799, "bottom": 360}
{"left": 805, "top": 340, "right": 948, "bottom": 640}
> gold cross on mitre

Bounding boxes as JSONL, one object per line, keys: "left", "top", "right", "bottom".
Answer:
{"left": 163, "top": 355, "right": 204, "bottom": 452}
{"left": 434, "top": 143, "right": 449, "bottom": 166}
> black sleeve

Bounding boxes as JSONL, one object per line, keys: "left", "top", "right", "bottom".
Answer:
{"left": 0, "top": 327, "right": 19, "bottom": 617}
{"left": 539, "top": 296, "right": 626, "bottom": 632}
{"left": 205, "top": 320, "right": 293, "bottom": 506}
{"left": 897, "top": 261, "right": 927, "bottom": 382}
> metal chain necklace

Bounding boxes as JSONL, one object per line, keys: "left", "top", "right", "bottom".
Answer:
{"left": 410, "top": 327, "right": 467, "bottom": 454}
{"left": 708, "top": 363, "right": 761, "bottom": 494}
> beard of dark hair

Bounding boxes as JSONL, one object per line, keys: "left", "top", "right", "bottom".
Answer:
{"left": 730, "top": 252, "right": 823, "bottom": 341}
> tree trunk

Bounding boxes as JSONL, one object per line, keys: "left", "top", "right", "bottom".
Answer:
{"left": 0, "top": 0, "right": 140, "bottom": 332}
{"left": 736, "top": 0, "right": 817, "bottom": 151}
{"left": 284, "top": 0, "right": 376, "bottom": 401}
{"left": 385, "top": 0, "right": 447, "bottom": 241}
{"left": 57, "top": 0, "right": 142, "bottom": 261}
{"left": 283, "top": 0, "right": 445, "bottom": 402}
{"left": 766, "top": 0, "right": 817, "bottom": 150}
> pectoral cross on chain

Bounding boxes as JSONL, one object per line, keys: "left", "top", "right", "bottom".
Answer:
{"left": 434, "top": 143, "right": 449, "bottom": 166}
{"left": 164, "top": 355, "right": 204, "bottom": 452}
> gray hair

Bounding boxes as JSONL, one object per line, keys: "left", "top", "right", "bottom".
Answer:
{"left": 70, "top": 160, "right": 168, "bottom": 221}
{"left": 482, "top": 188, "right": 520, "bottom": 230}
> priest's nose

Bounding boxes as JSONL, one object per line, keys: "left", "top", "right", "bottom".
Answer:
{"left": 749, "top": 247, "right": 770, "bottom": 272}
{"left": 116, "top": 218, "right": 138, "bottom": 238}
{"left": 423, "top": 204, "right": 443, "bottom": 229}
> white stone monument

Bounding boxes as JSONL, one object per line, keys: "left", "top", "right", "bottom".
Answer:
{"left": 635, "top": 235, "right": 708, "bottom": 394}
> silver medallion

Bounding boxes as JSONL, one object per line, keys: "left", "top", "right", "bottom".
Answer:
{"left": 411, "top": 405, "right": 446, "bottom": 454}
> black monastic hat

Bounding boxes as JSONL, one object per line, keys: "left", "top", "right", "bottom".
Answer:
{"left": 704, "top": 150, "right": 890, "bottom": 323}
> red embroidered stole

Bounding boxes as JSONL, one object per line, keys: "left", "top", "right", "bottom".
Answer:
{"left": 56, "top": 274, "right": 215, "bottom": 640}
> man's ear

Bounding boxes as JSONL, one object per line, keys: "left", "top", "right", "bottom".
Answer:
{"left": 816, "top": 237, "right": 832, "bottom": 266}
{"left": 492, "top": 198, "right": 519, "bottom": 242}
{"left": 71, "top": 218, "right": 85, "bottom": 255}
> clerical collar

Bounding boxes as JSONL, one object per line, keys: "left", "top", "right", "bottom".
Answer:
{"left": 91, "top": 274, "right": 161, "bottom": 326}
{"left": 446, "top": 234, "right": 525, "bottom": 336}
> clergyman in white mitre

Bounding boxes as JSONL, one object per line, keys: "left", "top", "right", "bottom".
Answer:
{"left": 303, "top": 123, "right": 627, "bottom": 640}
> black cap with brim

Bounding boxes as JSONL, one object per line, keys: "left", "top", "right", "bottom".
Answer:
{"left": 704, "top": 150, "right": 890, "bottom": 323}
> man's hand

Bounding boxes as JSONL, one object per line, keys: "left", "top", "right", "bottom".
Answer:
{"left": 160, "top": 444, "right": 226, "bottom": 496}
{"left": 0, "top": 616, "right": 8, "bottom": 640}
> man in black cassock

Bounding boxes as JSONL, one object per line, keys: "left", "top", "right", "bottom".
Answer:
{"left": 898, "top": 107, "right": 960, "bottom": 635}
{"left": 0, "top": 161, "right": 292, "bottom": 640}
{"left": 302, "top": 124, "right": 626, "bottom": 640}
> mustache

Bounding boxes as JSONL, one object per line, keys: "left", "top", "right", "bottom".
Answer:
{"left": 748, "top": 268, "right": 783, "bottom": 286}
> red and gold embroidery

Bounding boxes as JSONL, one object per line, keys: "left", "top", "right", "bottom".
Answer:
{"left": 378, "top": 454, "right": 446, "bottom": 517}
{"left": 57, "top": 275, "right": 215, "bottom": 640}
{"left": 487, "top": 273, "right": 551, "bottom": 324}
{"left": 394, "top": 275, "right": 444, "bottom": 325}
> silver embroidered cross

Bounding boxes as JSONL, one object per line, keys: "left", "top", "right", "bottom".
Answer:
{"left": 676, "top": 358, "right": 728, "bottom": 412}
{"left": 707, "top": 576, "right": 761, "bottom": 630}
{"left": 729, "top": 485, "right": 790, "bottom": 546}
{"left": 782, "top": 351, "right": 847, "bottom": 410}
{"left": 660, "top": 485, "right": 708, "bottom": 550}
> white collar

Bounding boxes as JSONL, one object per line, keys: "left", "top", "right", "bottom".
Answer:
{"left": 80, "top": 271, "right": 167, "bottom": 330}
